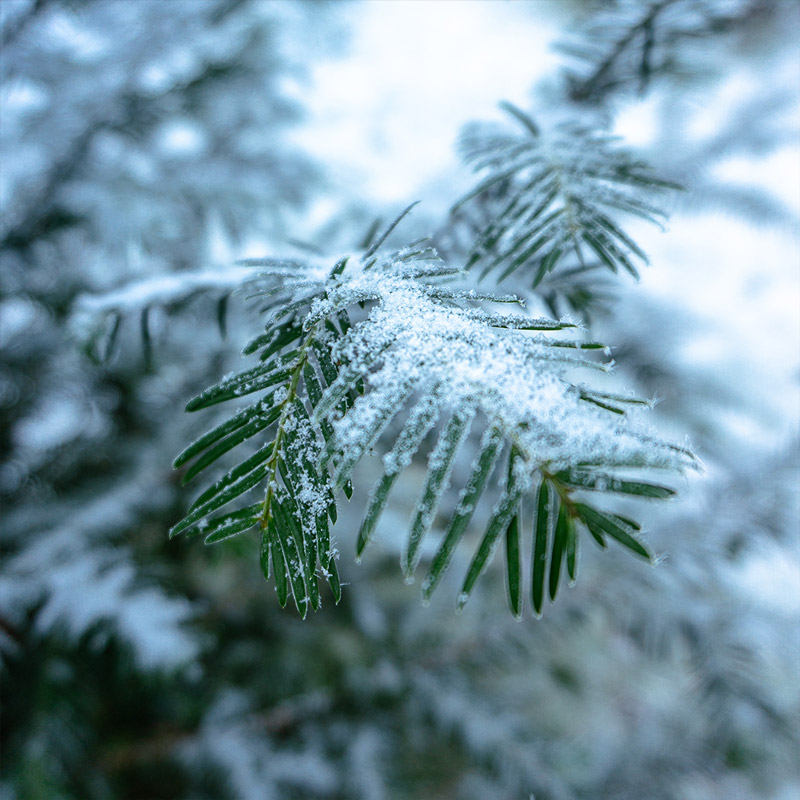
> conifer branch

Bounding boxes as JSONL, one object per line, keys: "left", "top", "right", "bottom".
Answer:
{"left": 172, "top": 214, "right": 697, "bottom": 617}
{"left": 452, "top": 104, "right": 678, "bottom": 292}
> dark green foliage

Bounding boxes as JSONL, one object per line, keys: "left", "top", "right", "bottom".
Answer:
{"left": 171, "top": 261, "right": 353, "bottom": 616}
{"left": 172, "top": 212, "right": 693, "bottom": 617}
{"left": 531, "top": 478, "right": 551, "bottom": 615}
{"left": 451, "top": 102, "right": 677, "bottom": 307}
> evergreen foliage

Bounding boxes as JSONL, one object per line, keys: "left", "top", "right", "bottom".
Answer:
{"left": 559, "top": 0, "right": 771, "bottom": 103}
{"left": 452, "top": 103, "right": 677, "bottom": 289}
{"left": 3, "top": 1, "right": 798, "bottom": 798}
{"left": 171, "top": 206, "right": 696, "bottom": 617}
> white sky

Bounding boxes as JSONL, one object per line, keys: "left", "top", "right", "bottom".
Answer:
{"left": 291, "top": 0, "right": 560, "bottom": 205}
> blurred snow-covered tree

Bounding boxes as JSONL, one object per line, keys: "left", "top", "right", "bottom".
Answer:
{"left": 558, "top": 0, "right": 775, "bottom": 104}
{"left": 0, "top": 0, "right": 344, "bottom": 796}
{"left": 1, "top": 0, "right": 324, "bottom": 260}
{"left": 2, "top": 1, "right": 798, "bottom": 799}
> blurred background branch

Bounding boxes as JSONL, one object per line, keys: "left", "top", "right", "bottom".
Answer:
{"left": 1, "top": 1, "right": 798, "bottom": 798}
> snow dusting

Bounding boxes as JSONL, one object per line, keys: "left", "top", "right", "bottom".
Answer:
{"left": 317, "top": 253, "right": 693, "bottom": 483}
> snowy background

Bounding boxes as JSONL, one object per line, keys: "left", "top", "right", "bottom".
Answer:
{"left": 1, "top": 1, "right": 798, "bottom": 798}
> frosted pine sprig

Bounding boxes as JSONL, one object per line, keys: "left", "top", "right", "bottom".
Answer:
{"left": 171, "top": 211, "right": 696, "bottom": 617}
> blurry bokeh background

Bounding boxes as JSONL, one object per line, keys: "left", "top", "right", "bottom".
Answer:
{"left": 1, "top": 1, "right": 798, "bottom": 798}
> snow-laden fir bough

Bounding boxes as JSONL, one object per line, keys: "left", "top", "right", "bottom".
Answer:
{"left": 171, "top": 208, "right": 697, "bottom": 617}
